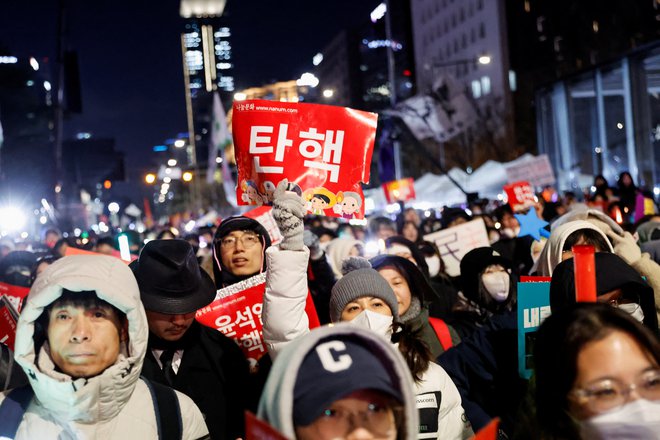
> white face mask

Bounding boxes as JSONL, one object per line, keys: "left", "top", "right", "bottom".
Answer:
{"left": 425, "top": 256, "right": 441, "bottom": 278}
{"left": 580, "top": 399, "right": 660, "bottom": 440}
{"left": 617, "top": 303, "right": 645, "bottom": 323}
{"left": 349, "top": 310, "right": 394, "bottom": 339}
{"left": 481, "top": 272, "right": 510, "bottom": 302}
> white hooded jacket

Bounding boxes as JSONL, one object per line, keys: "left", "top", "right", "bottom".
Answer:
{"left": 0, "top": 255, "right": 208, "bottom": 439}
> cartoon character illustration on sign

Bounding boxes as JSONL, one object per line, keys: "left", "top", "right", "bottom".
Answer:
{"left": 333, "top": 191, "right": 363, "bottom": 219}
{"left": 241, "top": 179, "right": 264, "bottom": 206}
{"left": 261, "top": 181, "right": 277, "bottom": 205}
{"left": 303, "top": 187, "right": 337, "bottom": 215}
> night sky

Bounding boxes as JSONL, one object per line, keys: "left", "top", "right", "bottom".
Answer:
{"left": 0, "top": 0, "right": 381, "bottom": 176}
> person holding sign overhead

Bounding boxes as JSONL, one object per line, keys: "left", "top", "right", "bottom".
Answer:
{"left": 261, "top": 180, "right": 473, "bottom": 440}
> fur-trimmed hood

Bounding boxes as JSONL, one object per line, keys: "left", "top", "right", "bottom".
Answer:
{"left": 14, "top": 255, "right": 147, "bottom": 423}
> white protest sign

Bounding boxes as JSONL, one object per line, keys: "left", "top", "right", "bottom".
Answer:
{"left": 423, "top": 218, "right": 490, "bottom": 277}
{"left": 504, "top": 154, "right": 556, "bottom": 188}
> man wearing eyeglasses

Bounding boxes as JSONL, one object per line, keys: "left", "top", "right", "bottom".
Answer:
{"left": 212, "top": 216, "right": 272, "bottom": 288}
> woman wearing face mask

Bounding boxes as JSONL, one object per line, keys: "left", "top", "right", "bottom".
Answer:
{"left": 454, "top": 247, "right": 517, "bottom": 335}
{"left": 262, "top": 183, "right": 472, "bottom": 440}
{"left": 327, "top": 257, "right": 473, "bottom": 440}
{"left": 370, "top": 254, "right": 462, "bottom": 357}
{"left": 549, "top": 252, "right": 659, "bottom": 332}
{"left": 533, "top": 303, "right": 660, "bottom": 439}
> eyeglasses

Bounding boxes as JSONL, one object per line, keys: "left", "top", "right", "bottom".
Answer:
{"left": 311, "top": 402, "right": 401, "bottom": 439}
{"left": 218, "top": 232, "right": 261, "bottom": 250}
{"left": 571, "top": 368, "right": 660, "bottom": 414}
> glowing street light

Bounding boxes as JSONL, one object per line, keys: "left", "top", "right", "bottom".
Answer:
{"left": 0, "top": 206, "right": 26, "bottom": 232}
{"left": 322, "top": 89, "right": 334, "bottom": 98}
{"left": 182, "top": 171, "right": 193, "bottom": 182}
{"left": 174, "top": 139, "right": 186, "bottom": 148}
{"left": 296, "top": 72, "right": 319, "bottom": 88}
{"left": 145, "top": 173, "right": 156, "bottom": 184}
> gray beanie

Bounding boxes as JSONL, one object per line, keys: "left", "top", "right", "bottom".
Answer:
{"left": 329, "top": 257, "right": 399, "bottom": 322}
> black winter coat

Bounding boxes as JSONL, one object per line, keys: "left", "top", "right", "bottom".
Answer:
{"left": 141, "top": 322, "right": 250, "bottom": 440}
{"left": 437, "top": 310, "right": 528, "bottom": 437}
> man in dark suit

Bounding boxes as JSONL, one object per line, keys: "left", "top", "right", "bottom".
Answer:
{"left": 133, "top": 239, "right": 249, "bottom": 440}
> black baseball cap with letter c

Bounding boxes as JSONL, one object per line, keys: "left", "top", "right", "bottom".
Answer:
{"left": 292, "top": 336, "right": 403, "bottom": 426}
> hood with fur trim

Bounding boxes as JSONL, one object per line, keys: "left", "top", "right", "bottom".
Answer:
{"left": 14, "top": 255, "right": 147, "bottom": 423}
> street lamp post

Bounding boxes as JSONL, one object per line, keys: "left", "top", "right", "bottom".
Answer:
{"left": 384, "top": 0, "right": 402, "bottom": 180}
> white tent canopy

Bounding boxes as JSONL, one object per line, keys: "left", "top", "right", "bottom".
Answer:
{"left": 364, "top": 154, "right": 592, "bottom": 212}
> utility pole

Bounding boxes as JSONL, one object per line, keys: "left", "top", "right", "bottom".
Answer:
{"left": 180, "top": 34, "right": 202, "bottom": 213}
{"left": 384, "top": 0, "right": 402, "bottom": 180}
{"left": 53, "top": 0, "right": 66, "bottom": 210}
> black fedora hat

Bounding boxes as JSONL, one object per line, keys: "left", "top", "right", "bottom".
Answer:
{"left": 130, "top": 239, "right": 216, "bottom": 314}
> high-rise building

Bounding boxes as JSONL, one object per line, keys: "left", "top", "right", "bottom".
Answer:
{"left": 409, "top": 0, "right": 659, "bottom": 167}
{"left": 313, "top": 1, "right": 417, "bottom": 112}
{"left": 0, "top": 54, "right": 53, "bottom": 208}
{"left": 180, "top": 0, "right": 233, "bottom": 176}
{"left": 180, "top": 0, "right": 233, "bottom": 96}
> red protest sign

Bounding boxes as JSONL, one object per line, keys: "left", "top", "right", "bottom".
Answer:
{"left": 0, "top": 282, "right": 30, "bottom": 313}
{"left": 503, "top": 181, "right": 535, "bottom": 212}
{"left": 195, "top": 273, "right": 320, "bottom": 365}
{"left": 233, "top": 100, "right": 377, "bottom": 219}
{"left": 0, "top": 296, "right": 19, "bottom": 350}
{"left": 245, "top": 411, "right": 288, "bottom": 440}
{"left": 382, "top": 178, "right": 416, "bottom": 204}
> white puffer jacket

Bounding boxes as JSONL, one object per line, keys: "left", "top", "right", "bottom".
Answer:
{"left": 262, "top": 246, "right": 472, "bottom": 439}
{"left": 0, "top": 255, "right": 208, "bottom": 439}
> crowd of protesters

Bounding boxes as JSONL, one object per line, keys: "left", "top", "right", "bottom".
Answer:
{"left": 0, "top": 171, "right": 659, "bottom": 439}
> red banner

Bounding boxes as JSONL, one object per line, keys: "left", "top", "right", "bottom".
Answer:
{"left": 0, "top": 282, "right": 29, "bottom": 313}
{"left": 503, "top": 181, "right": 536, "bottom": 212}
{"left": 233, "top": 100, "right": 377, "bottom": 219}
{"left": 382, "top": 178, "right": 416, "bottom": 204}
{"left": 0, "top": 296, "right": 19, "bottom": 350}
{"left": 195, "top": 273, "right": 320, "bottom": 365}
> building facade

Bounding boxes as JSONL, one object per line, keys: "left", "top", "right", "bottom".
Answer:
{"left": 0, "top": 55, "right": 53, "bottom": 208}
{"left": 537, "top": 42, "right": 660, "bottom": 193}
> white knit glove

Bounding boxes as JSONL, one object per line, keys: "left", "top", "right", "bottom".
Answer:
{"left": 606, "top": 230, "right": 642, "bottom": 265}
{"left": 272, "top": 179, "right": 305, "bottom": 251}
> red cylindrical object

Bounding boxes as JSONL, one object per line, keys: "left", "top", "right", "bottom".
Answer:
{"left": 573, "top": 245, "right": 597, "bottom": 302}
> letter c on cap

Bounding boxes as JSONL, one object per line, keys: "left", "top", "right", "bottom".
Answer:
{"left": 315, "top": 341, "right": 352, "bottom": 373}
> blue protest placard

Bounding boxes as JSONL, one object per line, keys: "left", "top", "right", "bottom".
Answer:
{"left": 517, "top": 280, "right": 551, "bottom": 379}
